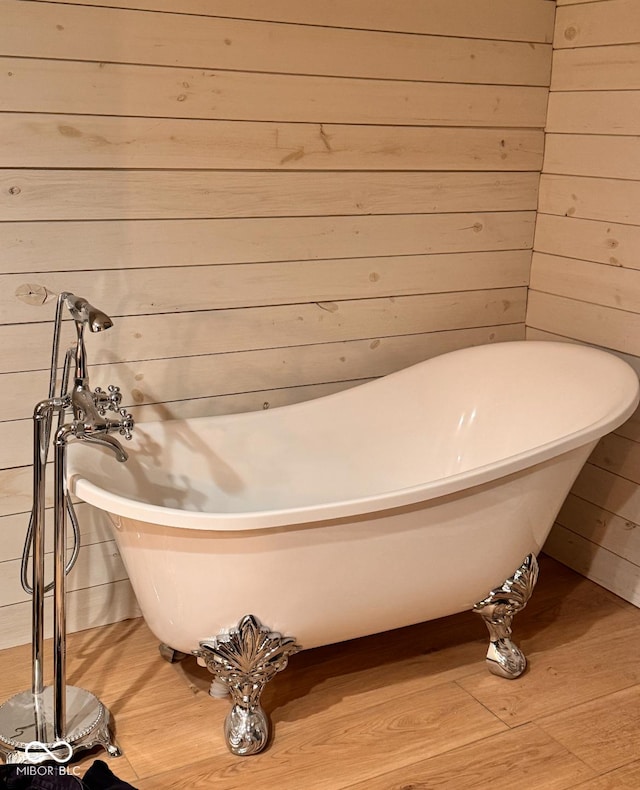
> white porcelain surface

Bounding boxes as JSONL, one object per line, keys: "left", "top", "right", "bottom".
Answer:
{"left": 67, "top": 341, "right": 639, "bottom": 651}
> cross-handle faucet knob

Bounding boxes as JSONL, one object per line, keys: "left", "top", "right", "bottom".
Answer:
{"left": 118, "top": 407, "right": 135, "bottom": 440}
{"left": 106, "top": 384, "right": 123, "bottom": 410}
{"left": 93, "top": 384, "right": 123, "bottom": 415}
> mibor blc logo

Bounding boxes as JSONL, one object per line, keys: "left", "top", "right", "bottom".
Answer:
{"left": 24, "top": 738, "right": 73, "bottom": 764}
{"left": 17, "top": 739, "right": 82, "bottom": 782}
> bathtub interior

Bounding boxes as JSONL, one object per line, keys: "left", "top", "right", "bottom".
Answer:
{"left": 67, "top": 341, "right": 639, "bottom": 523}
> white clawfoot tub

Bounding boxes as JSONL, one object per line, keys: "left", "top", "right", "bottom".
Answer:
{"left": 67, "top": 340, "right": 639, "bottom": 755}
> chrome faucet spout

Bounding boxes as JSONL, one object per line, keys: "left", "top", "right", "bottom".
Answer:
{"left": 73, "top": 427, "right": 128, "bottom": 463}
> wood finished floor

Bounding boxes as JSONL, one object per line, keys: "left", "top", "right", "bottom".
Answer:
{"left": 1, "top": 555, "right": 639, "bottom": 788}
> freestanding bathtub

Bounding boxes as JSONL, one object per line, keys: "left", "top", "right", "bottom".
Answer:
{"left": 67, "top": 340, "right": 639, "bottom": 755}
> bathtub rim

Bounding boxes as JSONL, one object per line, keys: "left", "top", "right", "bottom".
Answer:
{"left": 68, "top": 342, "right": 639, "bottom": 532}
{"left": 68, "top": 434, "right": 620, "bottom": 532}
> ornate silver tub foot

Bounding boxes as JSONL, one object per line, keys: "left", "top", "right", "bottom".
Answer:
{"left": 197, "top": 615, "right": 300, "bottom": 756}
{"left": 473, "top": 554, "right": 539, "bottom": 679}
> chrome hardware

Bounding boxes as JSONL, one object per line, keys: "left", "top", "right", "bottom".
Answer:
{"left": 63, "top": 406, "right": 134, "bottom": 461}
{"left": 0, "top": 687, "right": 120, "bottom": 765}
{"left": 65, "top": 423, "right": 129, "bottom": 463}
{"left": 118, "top": 407, "right": 135, "bottom": 441}
{"left": 64, "top": 291, "right": 133, "bottom": 460}
{"left": 70, "top": 385, "right": 133, "bottom": 459}
{"left": 75, "top": 385, "right": 133, "bottom": 451}
{"left": 64, "top": 294, "right": 113, "bottom": 334}
{"left": 93, "top": 385, "right": 123, "bottom": 415}
{"left": 198, "top": 615, "right": 301, "bottom": 756}
{"left": 473, "top": 553, "right": 539, "bottom": 679}
{"left": 2, "top": 292, "right": 127, "bottom": 764}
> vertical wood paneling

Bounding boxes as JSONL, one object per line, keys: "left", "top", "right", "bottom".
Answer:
{"left": 528, "top": 0, "right": 640, "bottom": 605}
{"left": 0, "top": 0, "right": 553, "bottom": 649}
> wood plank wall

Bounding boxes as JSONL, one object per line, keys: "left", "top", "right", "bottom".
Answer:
{"left": 0, "top": 0, "right": 554, "bottom": 649}
{"left": 528, "top": 0, "right": 640, "bottom": 605}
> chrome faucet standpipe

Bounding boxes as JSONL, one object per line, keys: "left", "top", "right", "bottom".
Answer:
{"left": 0, "top": 292, "right": 133, "bottom": 764}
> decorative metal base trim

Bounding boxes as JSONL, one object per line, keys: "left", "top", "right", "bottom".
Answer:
{"left": 198, "top": 615, "right": 301, "bottom": 756}
{"left": 473, "top": 554, "right": 539, "bottom": 680}
{"left": 0, "top": 686, "right": 120, "bottom": 765}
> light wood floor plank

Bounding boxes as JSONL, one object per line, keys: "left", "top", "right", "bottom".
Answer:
{"left": 570, "top": 761, "right": 640, "bottom": 789}
{"left": 343, "top": 723, "right": 595, "bottom": 790}
{"left": 538, "top": 685, "right": 640, "bottom": 775}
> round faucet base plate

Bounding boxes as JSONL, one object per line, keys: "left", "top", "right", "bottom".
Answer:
{"left": 0, "top": 686, "right": 120, "bottom": 764}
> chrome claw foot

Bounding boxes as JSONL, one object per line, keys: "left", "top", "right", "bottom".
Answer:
{"left": 485, "top": 637, "right": 527, "bottom": 679}
{"left": 198, "top": 615, "right": 301, "bottom": 756}
{"left": 225, "top": 704, "right": 270, "bottom": 756}
{"left": 473, "top": 554, "right": 539, "bottom": 680}
{"left": 104, "top": 742, "right": 122, "bottom": 758}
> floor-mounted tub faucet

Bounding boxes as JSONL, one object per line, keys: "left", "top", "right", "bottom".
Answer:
{"left": 0, "top": 291, "right": 133, "bottom": 764}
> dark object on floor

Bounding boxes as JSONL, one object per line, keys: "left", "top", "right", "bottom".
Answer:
{"left": 82, "top": 760, "right": 136, "bottom": 790}
{"left": 83, "top": 761, "right": 136, "bottom": 790}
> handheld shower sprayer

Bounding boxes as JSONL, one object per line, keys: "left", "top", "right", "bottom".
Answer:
{"left": 64, "top": 294, "right": 114, "bottom": 333}
{"left": 63, "top": 293, "right": 114, "bottom": 386}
